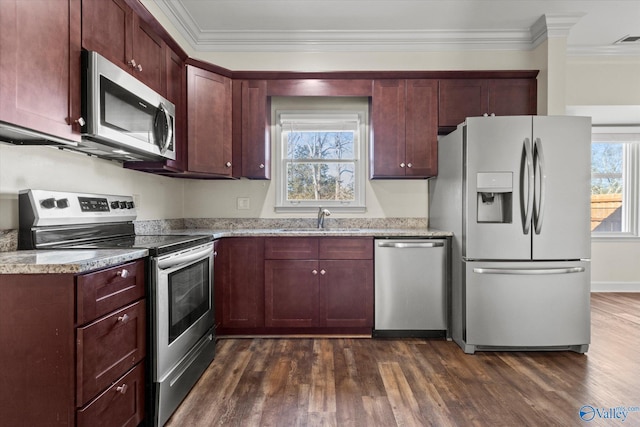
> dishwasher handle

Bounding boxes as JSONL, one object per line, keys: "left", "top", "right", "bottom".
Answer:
{"left": 377, "top": 241, "right": 445, "bottom": 249}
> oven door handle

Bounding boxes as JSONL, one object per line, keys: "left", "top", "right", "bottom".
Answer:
{"left": 157, "top": 245, "right": 212, "bottom": 271}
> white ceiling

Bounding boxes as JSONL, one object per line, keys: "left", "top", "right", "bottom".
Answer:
{"left": 152, "top": 0, "right": 640, "bottom": 55}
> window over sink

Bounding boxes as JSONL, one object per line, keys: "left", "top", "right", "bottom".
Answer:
{"left": 273, "top": 98, "right": 367, "bottom": 212}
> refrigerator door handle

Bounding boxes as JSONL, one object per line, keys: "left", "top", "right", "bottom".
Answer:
{"left": 533, "top": 138, "right": 547, "bottom": 234}
{"left": 522, "top": 138, "right": 535, "bottom": 234}
{"left": 473, "top": 267, "right": 585, "bottom": 275}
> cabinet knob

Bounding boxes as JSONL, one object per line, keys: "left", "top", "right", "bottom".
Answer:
{"left": 407, "top": 163, "right": 413, "bottom": 168}
{"left": 320, "top": 269, "right": 326, "bottom": 275}
{"left": 117, "top": 269, "right": 129, "bottom": 278}
{"left": 259, "top": 163, "right": 265, "bottom": 169}
{"left": 75, "top": 117, "right": 85, "bottom": 127}
{"left": 225, "top": 162, "right": 232, "bottom": 168}
{"left": 117, "top": 314, "right": 130, "bottom": 323}
{"left": 312, "top": 269, "right": 318, "bottom": 275}
{"left": 116, "top": 384, "right": 128, "bottom": 394}
{"left": 135, "top": 64, "right": 143, "bottom": 72}
{"left": 400, "top": 163, "right": 405, "bottom": 168}
{"left": 213, "top": 251, "right": 218, "bottom": 257}
{"left": 128, "top": 59, "right": 137, "bottom": 68}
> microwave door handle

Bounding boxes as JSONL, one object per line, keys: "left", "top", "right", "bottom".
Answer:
{"left": 155, "top": 103, "right": 172, "bottom": 154}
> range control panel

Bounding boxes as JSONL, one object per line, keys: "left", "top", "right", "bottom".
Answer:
{"left": 19, "top": 189, "right": 137, "bottom": 227}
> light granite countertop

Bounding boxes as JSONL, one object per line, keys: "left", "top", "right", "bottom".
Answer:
{"left": 164, "top": 227, "right": 453, "bottom": 239}
{"left": 0, "top": 249, "right": 148, "bottom": 275}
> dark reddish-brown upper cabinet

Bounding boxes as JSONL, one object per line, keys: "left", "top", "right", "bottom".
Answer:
{"left": 186, "top": 65, "right": 233, "bottom": 176}
{"left": 371, "top": 79, "right": 438, "bottom": 178}
{"left": 81, "top": 0, "right": 166, "bottom": 95}
{"left": 438, "top": 78, "right": 537, "bottom": 131}
{"left": 0, "top": 0, "right": 82, "bottom": 142}
{"left": 215, "top": 237, "right": 265, "bottom": 333}
{"left": 234, "top": 80, "right": 271, "bottom": 179}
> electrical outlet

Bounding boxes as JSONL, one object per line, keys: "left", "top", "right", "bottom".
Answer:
{"left": 237, "top": 197, "right": 250, "bottom": 210}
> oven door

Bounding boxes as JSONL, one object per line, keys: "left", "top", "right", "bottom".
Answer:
{"left": 152, "top": 242, "right": 214, "bottom": 380}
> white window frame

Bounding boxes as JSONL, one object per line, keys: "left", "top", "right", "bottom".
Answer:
{"left": 274, "top": 109, "right": 367, "bottom": 213}
{"left": 590, "top": 128, "right": 640, "bottom": 240}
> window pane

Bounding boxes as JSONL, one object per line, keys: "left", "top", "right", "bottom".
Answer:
{"left": 286, "top": 131, "right": 354, "bottom": 160}
{"left": 591, "top": 142, "right": 623, "bottom": 232}
{"left": 287, "top": 163, "right": 355, "bottom": 201}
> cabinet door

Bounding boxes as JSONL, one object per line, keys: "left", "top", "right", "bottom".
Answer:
{"left": 81, "top": 0, "right": 132, "bottom": 69}
{"left": 488, "top": 79, "right": 537, "bottom": 116}
{"left": 320, "top": 260, "right": 373, "bottom": 327}
{"left": 131, "top": 16, "right": 166, "bottom": 95}
{"left": 405, "top": 79, "right": 438, "bottom": 177}
{"left": 165, "top": 48, "right": 186, "bottom": 170}
{"left": 265, "top": 260, "right": 319, "bottom": 327}
{"left": 438, "top": 79, "right": 487, "bottom": 128}
{"left": 241, "top": 80, "right": 271, "bottom": 179}
{"left": 371, "top": 79, "right": 406, "bottom": 177}
{"left": 0, "top": 0, "right": 81, "bottom": 141}
{"left": 187, "top": 66, "right": 233, "bottom": 175}
{"left": 217, "top": 238, "right": 265, "bottom": 329}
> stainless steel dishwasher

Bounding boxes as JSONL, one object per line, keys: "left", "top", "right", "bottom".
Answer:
{"left": 374, "top": 238, "right": 448, "bottom": 338}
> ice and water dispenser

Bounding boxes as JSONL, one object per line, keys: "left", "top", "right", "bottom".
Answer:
{"left": 476, "top": 172, "right": 513, "bottom": 223}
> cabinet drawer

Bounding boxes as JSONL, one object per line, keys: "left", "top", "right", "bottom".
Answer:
{"left": 76, "top": 363, "right": 145, "bottom": 427}
{"left": 319, "top": 237, "right": 373, "bottom": 260}
{"left": 265, "top": 237, "right": 318, "bottom": 259}
{"left": 77, "top": 300, "right": 146, "bottom": 406}
{"left": 77, "top": 259, "right": 145, "bottom": 324}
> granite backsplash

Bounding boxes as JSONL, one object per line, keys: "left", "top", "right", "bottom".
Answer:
{"left": 1, "top": 217, "right": 428, "bottom": 252}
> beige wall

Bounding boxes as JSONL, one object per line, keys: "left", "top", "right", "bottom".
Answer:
{"left": 2, "top": 2, "right": 639, "bottom": 288}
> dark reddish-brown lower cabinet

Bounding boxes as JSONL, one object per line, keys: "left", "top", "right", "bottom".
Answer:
{"left": 215, "top": 237, "right": 265, "bottom": 332}
{"left": 0, "top": 259, "right": 146, "bottom": 426}
{"left": 264, "top": 237, "right": 374, "bottom": 331}
{"left": 76, "top": 364, "right": 145, "bottom": 427}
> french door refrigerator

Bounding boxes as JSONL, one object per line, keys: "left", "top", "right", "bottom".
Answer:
{"left": 429, "top": 115, "right": 591, "bottom": 354}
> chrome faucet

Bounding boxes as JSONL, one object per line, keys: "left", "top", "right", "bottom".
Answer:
{"left": 317, "top": 208, "right": 331, "bottom": 229}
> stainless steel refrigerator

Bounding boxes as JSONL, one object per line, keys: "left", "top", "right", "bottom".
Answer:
{"left": 429, "top": 115, "right": 591, "bottom": 354}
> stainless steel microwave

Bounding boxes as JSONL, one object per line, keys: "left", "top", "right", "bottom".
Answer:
{"left": 77, "top": 50, "right": 176, "bottom": 162}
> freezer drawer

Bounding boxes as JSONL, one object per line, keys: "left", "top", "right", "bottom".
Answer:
{"left": 462, "top": 260, "right": 590, "bottom": 353}
{"left": 374, "top": 239, "right": 447, "bottom": 336}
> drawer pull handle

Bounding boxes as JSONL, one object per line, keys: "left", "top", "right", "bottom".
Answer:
{"left": 117, "top": 269, "right": 129, "bottom": 278}
{"left": 116, "top": 384, "right": 128, "bottom": 394}
{"left": 117, "top": 314, "right": 130, "bottom": 323}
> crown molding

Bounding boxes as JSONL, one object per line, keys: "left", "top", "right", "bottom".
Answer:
{"left": 153, "top": 1, "right": 637, "bottom": 56}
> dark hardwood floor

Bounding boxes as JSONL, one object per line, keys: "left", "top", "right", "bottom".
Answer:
{"left": 166, "top": 293, "right": 640, "bottom": 426}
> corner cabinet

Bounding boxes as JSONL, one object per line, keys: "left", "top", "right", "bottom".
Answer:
{"left": 0, "top": 0, "right": 82, "bottom": 142}
{"left": 264, "top": 237, "right": 374, "bottom": 331}
{"left": 0, "top": 259, "right": 146, "bottom": 426}
{"left": 371, "top": 79, "right": 438, "bottom": 178}
{"left": 215, "top": 237, "right": 265, "bottom": 332}
{"left": 234, "top": 80, "right": 271, "bottom": 179}
{"left": 186, "top": 65, "right": 234, "bottom": 177}
{"left": 438, "top": 78, "right": 537, "bottom": 131}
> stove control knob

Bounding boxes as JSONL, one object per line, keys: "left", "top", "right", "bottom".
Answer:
{"left": 119, "top": 201, "right": 128, "bottom": 209}
{"left": 56, "top": 198, "right": 69, "bottom": 209}
{"left": 40, "top": 198, "right": 56, "bottom": 209}
{"left": 110, "top": 201, "right": 120, "bottom": 209}
{"left": 126, "top": 201, "right": 135, "bottom": 209}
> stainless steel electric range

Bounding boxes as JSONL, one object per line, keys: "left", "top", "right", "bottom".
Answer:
{"left": 18, "top": 189, "right": 216, "bottom": 427}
